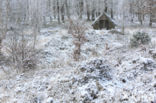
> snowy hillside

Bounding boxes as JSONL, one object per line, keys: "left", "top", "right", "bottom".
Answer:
{"left": 0, "top": 0, "right": 156, "bottom": 102}
{"left": 0, "top": 26, "right": 155, "bottom": 103}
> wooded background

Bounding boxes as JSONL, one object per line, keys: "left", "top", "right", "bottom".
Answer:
{"left": 0, "top": 0, "right": 155, "bottom": 28}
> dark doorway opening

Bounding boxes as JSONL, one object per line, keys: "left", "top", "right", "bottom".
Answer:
{"left": 105, "top": 20, "right": 109, "bottom": 30}
{"left": 99, "top": 20, "right": 105, "bottom": 29}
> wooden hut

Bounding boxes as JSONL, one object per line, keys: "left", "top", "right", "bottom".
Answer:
{"left": 92, "top": 12, "right": 116, "bottom": 30}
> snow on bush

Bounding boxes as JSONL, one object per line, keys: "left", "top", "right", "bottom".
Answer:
{"left": 75, "top": 58, "right": 113, "bottom": 84}
{"left": 149, "top": 49, "right": 156, "bottom": 59}
{"left": 139, "top": 57, "right": 156, "bottom": 71}
{"left": 6, "top": 33, "right": 39, "bottom": 72}
{"left": 71, "top": 58, "right": 114, "bottom": 102}
{"left": 130, "top": 32, "right": 151, "bottom": 47}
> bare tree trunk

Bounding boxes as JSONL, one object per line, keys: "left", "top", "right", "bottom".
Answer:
{"left": 57, "top": 0, "right": 60, "bottom": 24}
{"left": 53, "top": 0, "right": 56, "bottom": 19}
{"left": 104, "top": 0, "right": 108, "bottom": 13}
{"left": 149, "top": 0, "right": 153, "bottom": 26}
{"left": 111, "top": 0, "right": 114, "bottom": 19}
{"left": 122, "top": 10, "right": 125, "bottom": 35}
{"left": 79, "top": 0, "right": 84, "bottom": 19}
{"left": 65, "top": 0, "right": 70, "bottom": 19}
{"left": 61, "top": 4, "right": 65, "bottom": 23}
{"left": 138, "top": 13, "right": 143, "bottom": 25}
{"left": 32, "top": 0, "right": 41, "bottom": 50}
{"left": 0, "top": 39, "right": 2, "bottom": 55}
{"left": 96, "top": 0, "right": 101, "bottom": 17}
{"left": 48, "top": 0, "right": 52, "bottom": 22}
{"left": 86, "top": 2, "right": 90, "bottom": 21}
{"left": 111, "top": 8, "right": 113, "bottom": 19}
{"left": 129, "top": 0, "right": 134, "bottom": 23}
{"left": 0, "top": 0, "right": 9, "bottom": 54}
{"left": 33, "top": 25, "right": 38, "bottom": 49}
{"left": 92, "top": 9, "right": 95, "bottom": 21}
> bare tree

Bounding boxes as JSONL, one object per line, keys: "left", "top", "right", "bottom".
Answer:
{"left": 133, "top": 0, "right": 147, "bottom": 25}
{"left": 91, "top": 0, "right": 96, "bottom": 21}
{"left": 110, "top": 0, "right": 114, "bottom": 19}
{"left": 65, "top": 0, "right": 70, "bottom": 19}
{"left": 147, "top": 0, "right": 155, "bottom": 26}
{"left": 61, "top": 3, "right": 65, "bottom": 23}
{"left": 129, "top": 0, "right": 135, "bottom": 23}
{"left": 86, "top": 0, "right": 91, "bottom": 21}
{"left": 79, "top": 0, "right": 84, "bottom": 19}
{"left": 53, "top": 0, "right": 56, "bottom": 19}
{"left": 0, "top": 0, "right": 10, "bottom": 54}
{"left": 57, "top": 0, "right": 61, "bottom": 24}
{"left": 69, "top": 20, "right": 87, "bottom": 61}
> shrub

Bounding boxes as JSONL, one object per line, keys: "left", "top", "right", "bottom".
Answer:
{"left": 7, "top": 30, "right": 39, "bottom": 72}
{"left": 68, "top": 19, "right": 87, "bottom": 61}
{"left": 76, "top": 58, "right": 113, "bottom": 84}
{"left": 130, "top": 32, "right": 151, "bottom": 47}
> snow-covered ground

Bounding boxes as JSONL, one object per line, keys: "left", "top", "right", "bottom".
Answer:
{"left": 0, "top": 26, "right": 156, "bottom": 103}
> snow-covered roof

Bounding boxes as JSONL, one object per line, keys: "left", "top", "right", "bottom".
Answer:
{"left": 92, "top": 12, "right": 117, "bottom": 26}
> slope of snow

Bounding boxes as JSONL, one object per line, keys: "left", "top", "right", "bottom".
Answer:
{"left": 0, "top": 27, "right": 156, "bottom": 103}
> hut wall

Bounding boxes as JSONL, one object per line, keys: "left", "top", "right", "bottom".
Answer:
{"left": 92, "top": 13, "right": 116, "bottom": 30}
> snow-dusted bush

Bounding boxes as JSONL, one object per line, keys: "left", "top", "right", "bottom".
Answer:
{"left": 7, "top": 32, "right": 39, "bottom": 72}
{"left": 72, "top": 58, "right": 113, "bottom": 102}
{"left": 75, "top": 58, "right": 113, "bottom": 85}
{"left": 130, "top": 32, "right": 151, "bottom": 47}
{"left": 140, "top": 58, "right": 156, "bottom": 71}
{"left": 149, "top": 49, "right": 156, "bottom": 59}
